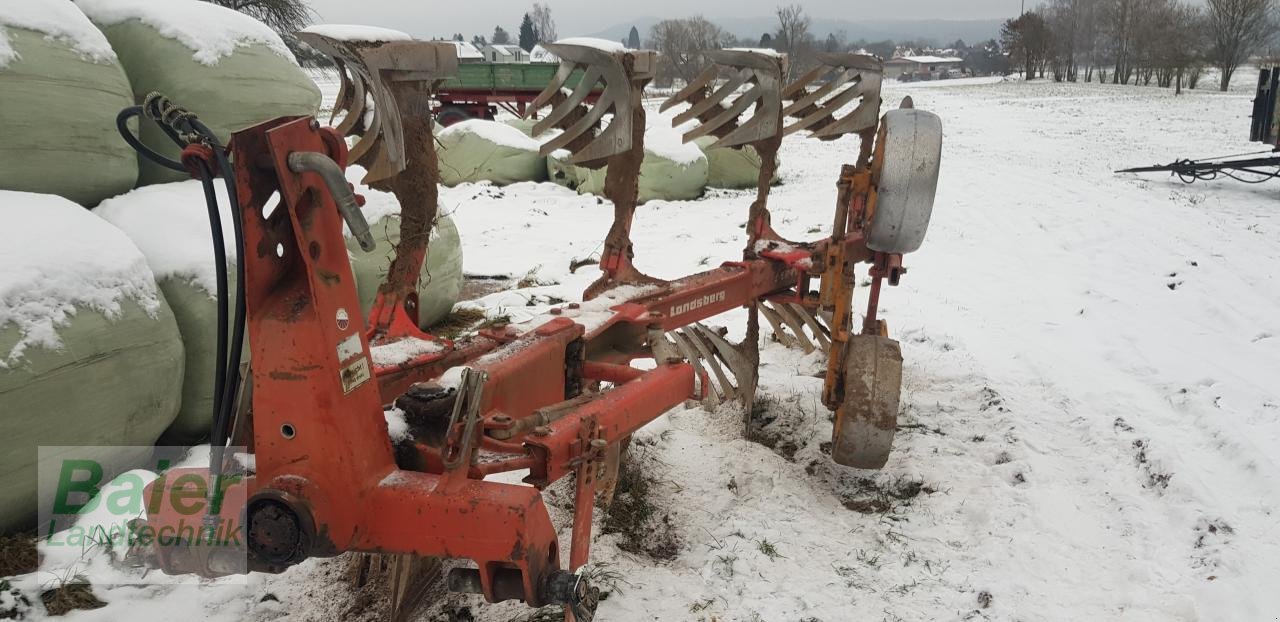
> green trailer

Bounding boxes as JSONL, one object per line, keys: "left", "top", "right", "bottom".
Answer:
{"left": 435, "top": 62, "right": 599, "bottom": 125}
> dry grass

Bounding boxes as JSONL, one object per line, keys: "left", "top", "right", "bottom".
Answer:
{"left": 601, "top": 460, "right": 681, "bottom": 561}
{"left": 0, "top": 533, "right": 37, "bottom": 577}
{"left": 40, "top": 580, "right": 105, "bottom": 616}
{"left": 427, "top": 308, "right": 487, "bottom": 339}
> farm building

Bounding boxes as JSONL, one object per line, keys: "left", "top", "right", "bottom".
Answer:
{"left": 440, "top": 40, "right": 484, "bottom": 63}
{"left": 484, "top": 44, "right": 529, "bottom": 63}
{"left": 883, "top": 55, "right": 964, "bottom": 80}
{"left": 530, "top": 44, "right": 558, "bottom": 63}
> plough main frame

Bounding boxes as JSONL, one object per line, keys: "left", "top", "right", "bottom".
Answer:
{"left": 129, "top": 37, "right": 942, "bottom": 621}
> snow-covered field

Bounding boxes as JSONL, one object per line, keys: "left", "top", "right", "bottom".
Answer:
{"left": 16, "top": 74, "right": 1280, "bottom": 621}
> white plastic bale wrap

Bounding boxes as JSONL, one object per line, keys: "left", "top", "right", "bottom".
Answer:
{"left": 437, "top": 120, "right": 547, "bottom": 186}
{"left": 1, "top": 190, "right": 183, "bottom": 533}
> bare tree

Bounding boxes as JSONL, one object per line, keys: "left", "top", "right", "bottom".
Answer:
{"left": 1206, "top": 0, "right": 1280, "bottom": 90}
{"left": 204, "top": 0, "right": 311, "bottom": 34}
{"left": 531, "top": 3, "right": 558, "bottom": 44}
{"left": 774, "top": 4, "right": 813, "bottom": 78}
{"left": 1003, "top": 11, "right": 1052, "bottom": 79}
{"left": 647, "top": 16, "right": 732, "bottom": 86}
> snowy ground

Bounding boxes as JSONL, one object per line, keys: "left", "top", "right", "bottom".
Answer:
{"left": 15, "top": 73, "right": 1280, "bottom": 621}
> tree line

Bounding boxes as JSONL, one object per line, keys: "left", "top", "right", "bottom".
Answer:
{"left": 1003, "top": 0, "right": 1280, "bottom": 92}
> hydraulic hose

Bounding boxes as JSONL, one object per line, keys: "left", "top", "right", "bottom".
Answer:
{"left": 287, "top": 151, "right": 376, "bottom": 252}
{"left": 115, "top": 94, "right": 246, "bottom": 532}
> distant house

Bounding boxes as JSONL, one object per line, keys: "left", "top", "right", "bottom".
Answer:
{"left": 483, "top": 44, "right": 528, "bottom": 63}
{"left": 440, "top": 40, "right": 484, "bottom": 63}
{"left": 530, "top": 44, "right": 557, "bottom": 64}
{"left": 883, "top": 55, "right": 964, "bottom": 81}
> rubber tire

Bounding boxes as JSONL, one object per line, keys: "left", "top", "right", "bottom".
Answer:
{"left": 868, "top": 109, "right": 943, "bottom": 254}
{"left": 831, "top": 335, "right": 903, "bottom": 469}
{"left": 436, "top": 107, "right": 472, "bottom": 127}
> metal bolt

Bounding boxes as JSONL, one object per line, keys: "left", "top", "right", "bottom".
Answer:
{"left": 590, "top": 439, "right": 607, "bottom": 449}
{"left": 533, "top": 426, "right": 551, "bottom": 436}
{"left": 493, "top": 415, "right": 512, "bottom": 424}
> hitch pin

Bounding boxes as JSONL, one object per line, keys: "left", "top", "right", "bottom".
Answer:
{"left": 287, "top": 151, "right": 375, "bottom": 252}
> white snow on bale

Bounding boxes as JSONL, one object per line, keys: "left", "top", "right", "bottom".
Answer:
{"left": 344, "top": 164, "right": 403, "bottom": 226}
{"left": 0, "top": 0, "right": 117, "bottom": 69}
{"left": 75, "top": 0, "right": 295, "bottom": 66}
{"left": 439, "top": 119, "right": 542, "bottom": 152}
{"left": 94, "top": 180, "right": 238, "bottom": 297}
{"left": 555, "top": 37, "right": 626, "bottom": 53}
{"left": 645, "top": 111, "right": 708, "bottom": 165}
{"left": 0, "top": 191, "right": 161, "bottom": 367}
{"left": 299, "top": 23, "right": 411, "bottom": 43}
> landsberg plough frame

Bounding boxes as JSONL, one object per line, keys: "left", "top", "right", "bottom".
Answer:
{"left": 124, "top": 34, "right": 942, "bottom": 620}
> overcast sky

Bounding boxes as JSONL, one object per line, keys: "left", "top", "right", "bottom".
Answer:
{"left": 305, "top": 0, "right": 1020, "bottom": 40}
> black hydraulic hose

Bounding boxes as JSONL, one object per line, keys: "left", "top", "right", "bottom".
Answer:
{"left": 115, "top": 96, "right": 246, "bottom": 529}
{"left": 115, "top": 106, "right": 186, "bottom": 172}
{"left": 191, "top": 158, "right": 232, "bottom": 529}
{"left": 206, "top": 142, "right": 246, "bottom": 520}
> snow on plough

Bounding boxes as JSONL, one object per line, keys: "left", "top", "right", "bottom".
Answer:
{"left": 123, "top": 34, "right": 942, "bottom": 621}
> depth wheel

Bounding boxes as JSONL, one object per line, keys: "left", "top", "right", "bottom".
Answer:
{"left": 831, "top": 334, "right": 903, "bottom": 469}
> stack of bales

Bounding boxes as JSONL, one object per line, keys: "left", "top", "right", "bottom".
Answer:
{"left": 0, "top": 0, "right": 465, "bottom": 532}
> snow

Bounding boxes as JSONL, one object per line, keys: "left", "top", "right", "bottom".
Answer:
{"left": 298, "top": 24, "right": 411, "bottom": 43}
{"left": 74, "top": 0, "right": 295, "bottom": 66}
{"left": 892, "top": 55, "right": 965, "bottom": 64}
{"left": 529, "top": 43, "right": 557, "bottom": 63}
{"left": 0, "top": 0, "right": 116, "bottom": 69}
{"left": 344, "top": 165, "right": 403, "bottom": 226}
{"left": 0, "top": 191, "right": 162, "bottom": 368}
{"left": 94, "top": 180, "right": 238, "bottom": 297}
{"left": 383, "top": 407, "right": 411, "bottom": 442}
{"left": 723, "top": 47, "right": 784, "bottom": 58}
{"left": 440, "top": 39, "right": 483, "bottom": 60}
{"left": 643, "top": 111, "right": 708, "bottom": 165}
{"left": 23, "top": 72, "right": 1280, "bottom": 620}
{"left": 555, "top": 37, "right": 626, "bottom": 53}
{"left": 439, "top": 119, "right": 542, "bottom": 152}
{"left": 369, "top": 337, "right": 444, "bottom": 367}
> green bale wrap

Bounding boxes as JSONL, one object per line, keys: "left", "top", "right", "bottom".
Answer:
{"left": 546, "top": 139, "right": 709, "bottom": 204}
{"left": 1, "top": 190, "right": 182, "bottom": 533}
{"left": 693, "top": 136, "right": 778, "bottom": 189}
{"left": 546, "top": 149, "right": 587, "bottom": 191}
{"left": 503, "top": 117, "right": 540, "bottom": 137}
{"left": 94, "top": 180, "right": 241, "bottom": 446}
{"left": 438, "top": 120, "right": 547, "bottom": 187}
{"left": 349, "top": 214, "right": 465, "bottom": 328}
{"left": 79, "top": 0, "right": 321, "bottom": 186}
{"left": 0, "top": 11, "right": 137, "bottom": 206}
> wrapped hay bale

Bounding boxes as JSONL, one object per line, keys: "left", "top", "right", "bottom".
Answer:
{"left": 693, "top": 136, "right": 778, "bottom": 189}
{"left": 346, "top": 167, "right": 465, "bottom": 327}
{"left": 77, "top": 0, "right": 321, "bottom": 186}
{"left": 503, "top": 117, "right": 541, "bottom": 137}
{"left": 94, "top": 180, "right": 239, "bottom": 445}
{"left": 0, "top": 1, "right": 137, "bottom": 206}
{"left": 546, "top": 148, "right": 587, "bottom": 191}
{"left": 95, "top": 170, "right": 463, "bottom": 442}
{"left": 1, "top": 190, "right": 182, "bottom": 533}
{"left": 545, "top": 122, "right": 708, "bottom": 203}
{"left": 438, "top": 120, "right": 548, "bottom": 186}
